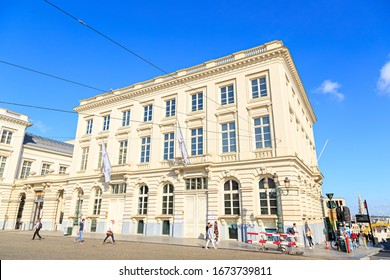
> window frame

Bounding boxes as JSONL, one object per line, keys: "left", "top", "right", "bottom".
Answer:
{"left": 163, "top": 132, "right": 175, "bottom": 160}
{"left": 143, "top": 105, "right": 153, "bottom": 122}
{"left": 80, "top": 147, "right": 89, "bottom": 170}
{"left": 86, "top": 119, "right": 93, "bottom": 134}
{"left": 259, "top": 178, "right": 277, "bottom": 215}
{"left": 254, "top": 115, "right": 272, "bottom": 149}
{"left": 221, "top": 122, "right": 237, "bottom": 153}
{"left": 138, "top": 185, "right": 149, "bottom": 215}
{"left": 165, "top": 99, "right": 176, "bottom": 117}
{"left": 20, "top": 160, "right": 32, "bottom": 178}
{"left": 162, "top": 184, "right": 174, "bottom": 215}
{"left": 140, "top": 136, "right": 151, "bottom": 163}
{"left": 0, "top": 129, "right": 13, "bottom": 144}
{"left": 0, "top": 156, "right": 7, "bottom": 177}
{"left": 103, "top": 115, "right": 111, "bottom": 131}
{"left": 41, "top": 163, "right": 51, "bottom": 175}
{"left": 224, "top": 180, "right": 240, "bottom": 215}
{"left": 190, "top": 127, "right": 203, "bottom": 156}
{"left": 122, "top": 109, "right": 131, "bottom": 127}
{"left": 191, "top": 92, "right": 203, "bottom": 112}
{"left": 118, "top": 140, "right": 128, "bottom": 165}
{"left": 220, "top": 84, "right": 235, "bottom": 105}
{"left": 251, "top": 76, "right": 268, "bottom": 99}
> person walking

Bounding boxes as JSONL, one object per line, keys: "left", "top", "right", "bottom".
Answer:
{"left": 205, "top": 223, "right": 217, "bottom": 249}
{"left": 103, "top": 220, "right": 116, "bottom": 244}
{"left": 31, "top": 219, "right": 42, "bottom": 240}
{"left": 305, "top": 227, "right": 315, "bottom": 249}
{"left": 74, "top": 218, "right": 85, "bottom": 244}
{"left": 214, "top": 221, "right": 220, "bottom": 245}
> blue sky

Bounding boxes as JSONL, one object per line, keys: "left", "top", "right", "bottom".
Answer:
{"left": 1, "top": 0, "right": 389, "bottom": 215}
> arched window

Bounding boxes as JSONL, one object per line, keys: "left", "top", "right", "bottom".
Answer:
{"left": 259, "top": 178, "right": 277, "bottom": 215}
{"left": 162, "top": 184, "right": 174, "bottom": 215}
{"left": 138, "top": 186, "right": 149, "bottom": 215}
{"left": 93, "top": 188, "right": 102, "bottom": 215}
{"left": 224, "top": 180, "right": 240, "bottom": 215}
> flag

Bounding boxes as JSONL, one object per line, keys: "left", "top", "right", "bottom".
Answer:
{"left": 177, "top": 123, "right": 189, "bottom": 166}
{"left": 101, "top": 140, "right": 111, "bottom": 183}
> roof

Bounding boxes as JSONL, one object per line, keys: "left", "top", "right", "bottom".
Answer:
{"left": 23, "top": 133, "right": 74, "bottom": 155}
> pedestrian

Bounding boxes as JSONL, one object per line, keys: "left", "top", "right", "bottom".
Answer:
{"left": 306, "top": 227, "right": 314, "bottom": 249}
{"left": 214, "top": 221, "right": 220, "bottom": 245}
{"left": 363, "top": 233, "right": 369, "bottom": 248}
{"left": 31, "top": 219, "right": 42, "bottom": 240}
{"left": 103, "top": 220, "right": 116, "bottom": 244}
{"left": 205, "top": 223, "right": 216, "bottom": 249}
{"left": 350, "top": 232, "right": 358, "bottom": 249}
{"left": 74, "top": 218, "right": 85, "bottom": 244}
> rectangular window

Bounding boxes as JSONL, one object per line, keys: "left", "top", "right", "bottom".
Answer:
{"left": 80, "top": 147, "right": 89, "bottom": 170}
{"left": 165, "top": 99, "right": 176, "bottom": 117}
{"left": 0, "top": 156, "right": 7, "bottom": 177}
{"left": 103, "top": 115, "right": 110, "bottom": 131}
{"left": 110, "top": 184, "right": 127, "bottom": 194}
{"left": 97, "top": 143, "right": 107, "bottom": 168}
{"left": 251, "top": 77, "right": 267, "bottom": 98}
{"left": 220, "top": 85, "right": 234, "bottom": 105}
{"left": 59, "top": 166, "right": 67, "bottom": 174}
{"left": 140, "top": 136, "right": 151, "bottom": 163}
{"left": 143, "top": 105, "right": 153, "bottom": 122}
{"left": 191, "top": 92, "right": 203, "bottom": 111}
{"left": 221, "top": 122, "right": 236, "bottom": 153}
{"left": 86, "top": 119, "right": 93, "bottom": 134}
{"left": 1, "top": 129, "right": 13, "bottom": 144}
{"left": 41, "top": 163, "right": 51, "bottom": 175}
{"left": 93, "top": 199, "right": 102, "bottom": 215}
{"left": 20, "top": 160, "right": 32, "bottom": 178}
{"left": 163, "top": 133, "right": 175, "bottom": 160}
{"left": 118, "top": 140, "right": 128, "bottom": 164}
{"left": 254, "top": 116, "right": 272, "bottom": 149}
{"left": 185, "top": 177, "right": 208, "bottom": 190}
{"left": 191, "top": 128, "right": 203, "bottom": 156}
{"left": 122, "top": 110, "right": 131, "bottom": 126}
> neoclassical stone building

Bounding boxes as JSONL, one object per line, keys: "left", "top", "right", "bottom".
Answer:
{"left": 0, "top": 108, "right": 73, "bottom": 231}
{"left": 2, "top": 40, "right": 325, "bottom": 245}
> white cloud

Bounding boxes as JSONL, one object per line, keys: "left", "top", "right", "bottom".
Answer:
{"left": 30, "top": 119, "right": 51, "bottom": 134}
{"left": 316, "top": 80, "right": 345, "bottom": 102}
{"left": 377, "top": 60, "right": 390, "bottom": 95}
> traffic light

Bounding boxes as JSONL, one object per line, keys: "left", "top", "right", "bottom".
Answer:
{"left": 343, "top": 206, "right": 351, "bottom": 223}
{"left": 336, "top": 206, "right": 343, "bottom": 221}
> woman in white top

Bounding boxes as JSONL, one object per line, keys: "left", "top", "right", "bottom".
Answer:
{"left": 103, "top": 220, "right": 116, "bottom": 244}
{"left": 205, "top": 223, "right": 217, "bottom": 249}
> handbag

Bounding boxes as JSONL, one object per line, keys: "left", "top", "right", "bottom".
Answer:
{"left": 107, "top": 230, "right": 113, "bottom": 236}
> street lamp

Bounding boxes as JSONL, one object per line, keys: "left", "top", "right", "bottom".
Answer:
{"left": 270, "top": 173, "right": 290, "bottom": 233}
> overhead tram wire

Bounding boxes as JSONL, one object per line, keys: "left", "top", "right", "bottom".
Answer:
{"left": 0, "top": 60, "right": 255, "bottom": 137}
{"left": 0, "top": 60, "right": 106, "bottom": 93}
{"left": 1, "top": 57, "right": 259, "bottom": 138}
{"left": 0, "top": 100, "right": 259, "bottom": 140}
{"left": 43, "top": 0, "right": 258, "bottom": 133}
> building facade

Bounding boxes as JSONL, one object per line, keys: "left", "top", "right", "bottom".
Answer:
{"left": 0, "top": 108, "right": 73, "bottom": 231}
{"left": 2, "top": 40, "right": 325, "bottom": 245}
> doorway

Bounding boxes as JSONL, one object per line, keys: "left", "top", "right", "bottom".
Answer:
{"left": 184, "top": 194, "right": 207, "bottom": 238}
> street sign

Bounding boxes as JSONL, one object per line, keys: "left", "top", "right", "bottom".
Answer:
{"left": 326, "top": 193, "right": 334, "bottom": 200}
{"left": 355, "top": 214, "right": 370, "bottom": 223}
{"left": 326, "top": 201, "right": 337, "bottom": 209}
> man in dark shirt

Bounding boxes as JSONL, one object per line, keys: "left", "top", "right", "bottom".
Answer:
{"left": 74, "top": 218, "right": 85, "bottom": 244}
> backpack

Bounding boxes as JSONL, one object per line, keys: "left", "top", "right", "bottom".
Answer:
{"left": 287, "top": 227, "right": 295, "bottom": 234}
{"left": 38, "top": 222, "right": 42, "bottom": 229}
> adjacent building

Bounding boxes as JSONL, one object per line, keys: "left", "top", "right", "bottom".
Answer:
{"left": 1, "top": 40, "right": 325, "bottom": 245}
{"left": 0, "top": 108, "right": 73, "bottom": 230}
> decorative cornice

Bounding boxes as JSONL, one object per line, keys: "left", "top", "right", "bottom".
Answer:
{"left": 0, "top": 114, "right": 32, "bottom": 127}
{"left": 74, "top": 41, "right": 285, "bottom": 112}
